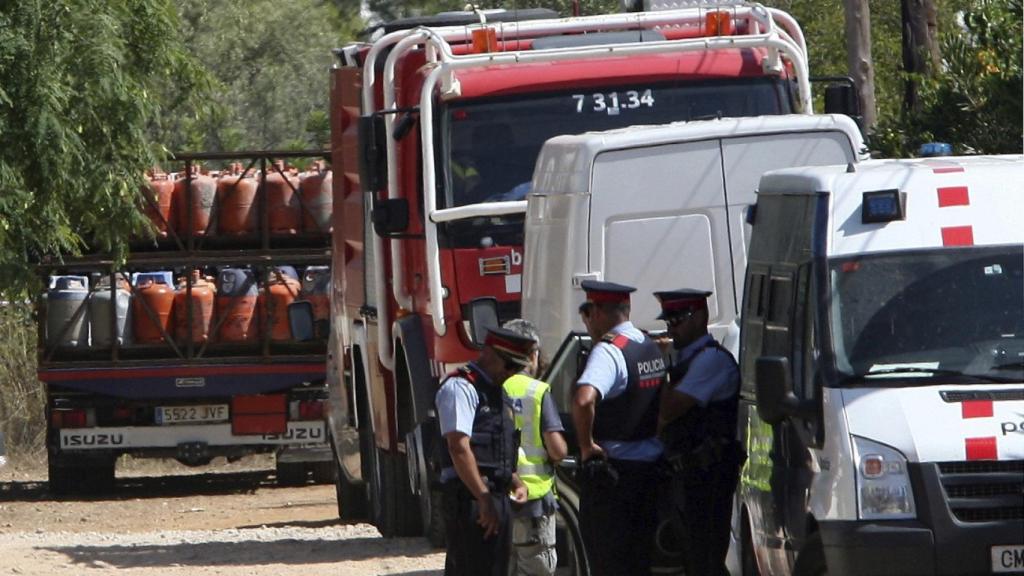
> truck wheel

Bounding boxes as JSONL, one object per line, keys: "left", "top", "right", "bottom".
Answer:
{"left": 368, "top": 446, "right": 394, "bottom": 536}
{"left": 310, "top": 461, "right": 336, "bottom": 485}
{"left": 422, "top": 487, "right": 446, "bottom": 548}
{"left": 276, "top": 461, "right": 307, "bottom": 486}
{"left": 47, "top": 456, "right": 76, "bottom": 496}
{"left": 793, "top": 531, "right": 827, "bottom": 576}
{"left": 386, "top": 450, "right": 422, "bottom": 537}
{"left": 336, "top": 462, "right": 368, "bottom": 521}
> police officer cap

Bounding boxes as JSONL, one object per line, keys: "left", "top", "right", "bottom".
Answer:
{"left": 581, "top": 280, "right": 636, "bottom": 305}
{"left": 485, "top": 326, "right": 538, "bottom": 366}
{"left": 655, "top": 288, "right": 712, "bottom": 319}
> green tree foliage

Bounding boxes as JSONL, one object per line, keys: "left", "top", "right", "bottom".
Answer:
{"left": 0, "top": 0, "right": 203, "bottom": 295}
{"left": 158, "top": 0, "right": 354, "bottom": 153}
{"left": 872, "top": 0, "right": 1022, "bottom": 155}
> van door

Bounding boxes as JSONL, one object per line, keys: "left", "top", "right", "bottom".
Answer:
{"left": 720, "top": 130, "right": 856, "bottom": 320}
{"left": 588, "top": 139, "right": 726, "bottom": 333}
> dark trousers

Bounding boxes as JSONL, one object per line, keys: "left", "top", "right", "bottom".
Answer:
{"left": 442, "top": 482, "right": 511, "bottom": 576}
{"left": 578, "top": 458, "right": 659, "bottom": 576}
{"left": 672, "top": 463, "right": 740, "bottom": 576}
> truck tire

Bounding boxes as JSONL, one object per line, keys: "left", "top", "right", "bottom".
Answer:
{"left": 276, "top": 461, "right": 307, "bottom": 486}
{"left": 378, "top": 450, "right": 422, "bottom": 537}
{"left": 336, "top": 462, "right": 369, "bottom": 521}
{"left": 422, "top": 487, "right": 446, "bottom": 548}
{"left": 49, "top": 454, "right": 115, "bottom": 495}
{"left": 793, "top": 531, "right": 827, "bottom": 576}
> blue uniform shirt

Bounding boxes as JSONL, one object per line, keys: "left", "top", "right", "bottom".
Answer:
{"left": 436, "top": 362, "right": 491, "bottom": 483}
{"left": 673, "top": 334, "right": 739, "bottom": 406}
{"left": 577, "top": 322, "right": 663, "bottom": 462}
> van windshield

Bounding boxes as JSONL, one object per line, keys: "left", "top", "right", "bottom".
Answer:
{"left": 438, "top": 78, "right": 790, "bottom": 247}
{"left": 829, "top": 246, "right": 1024, "bottom": 385}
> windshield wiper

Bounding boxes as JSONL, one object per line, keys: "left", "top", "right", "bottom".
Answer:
{"left": 991, "top": 361, "right": 1024, "bottom": 371}
{"left": 842, "top": 367, "right": 1013, "bottom": 385}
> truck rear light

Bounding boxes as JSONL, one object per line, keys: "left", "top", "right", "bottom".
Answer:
{"left": 294, "top": 400, "right": 324, "bottom": 421}
{"left": 232, "top": 394, "right": 287, "bottom": 435}
{"left": 113, "top": 405, "right": 133, "bottom": 423}
{"left": 52, "top": 409, "right": 88, "bottom": 429}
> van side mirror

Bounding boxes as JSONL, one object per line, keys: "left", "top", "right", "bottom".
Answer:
{"left": 288, "top": 301, "right": 316, "bottom": 342}
{"left": 358, "top": 114, "right": 386, "bottom": 193}
{"left": 755, "top": 356, "right": 802, "bottom": 425}
{"left": 467, "top": 297, "right": 498, "bottom": 347}
{"left": 371, "top": 198, "right": 410, "bottom": 236}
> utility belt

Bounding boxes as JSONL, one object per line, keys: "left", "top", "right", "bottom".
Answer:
{"left": 444, "top": 470, "right": 513, "bottom": 501}
{"left": 664, "top": 437, "right": 746, "bottom": 475}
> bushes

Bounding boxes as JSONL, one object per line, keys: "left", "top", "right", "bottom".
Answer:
{"left": 0, "top": 302, "right": 45, "bottom": 460}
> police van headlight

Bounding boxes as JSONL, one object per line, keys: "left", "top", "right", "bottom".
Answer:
{"left": 853, "top": 436, "right": 916, "bottom": 520}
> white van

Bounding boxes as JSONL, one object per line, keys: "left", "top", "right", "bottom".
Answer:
{"left": 738, "top": 155, "right": 1024, "bottom": 575}
{"left": 522, "top": 114, "right": 867, "bottom": 359}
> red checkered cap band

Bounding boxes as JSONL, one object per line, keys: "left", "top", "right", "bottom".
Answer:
{"left": 586, "top": 291, "right": 630, "bottom": 304}
{"left": 661, "top": 298, "right": 707, "bottom": 314}
{"left": 484, "top": 331, "right": 535, "bottom": 360}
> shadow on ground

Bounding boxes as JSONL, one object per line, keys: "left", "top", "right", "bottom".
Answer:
{"left": 0, "top": 469, "right": 275, "bottom": 503}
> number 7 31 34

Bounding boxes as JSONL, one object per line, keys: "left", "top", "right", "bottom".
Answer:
{"left": 572, "top": 89, "right": 655, "bottom": 114}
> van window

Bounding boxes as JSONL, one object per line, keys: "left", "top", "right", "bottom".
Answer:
{"left": 792, "top": 265, "right": 814, "bottom": 399}
{"left": 763, "top": 274, "right": 793, "bottom": 357}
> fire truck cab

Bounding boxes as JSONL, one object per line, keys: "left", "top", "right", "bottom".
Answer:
{"left": 326, "top": 2, "right": 841, "bottom": 547}
{"left": 738, "top": 155, "right": 1024, "bottom": 575}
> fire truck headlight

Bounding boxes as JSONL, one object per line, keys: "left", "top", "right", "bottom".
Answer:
{"left": 853, "top": 436, "right": 916, "bottom": 520}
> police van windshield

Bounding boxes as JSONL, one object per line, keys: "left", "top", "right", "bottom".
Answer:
{"left": 438, "top": 78, "right": 790, "bottom": 248}
{"left": 829, "top": 246, "right": 1024, "bottom": 386}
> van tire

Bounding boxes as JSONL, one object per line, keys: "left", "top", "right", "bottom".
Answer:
{"left": 793, "top": 531, "right": 827, "bottom": 576}
{"left": 740, "top": 512, "right": 761, "bottom": 576}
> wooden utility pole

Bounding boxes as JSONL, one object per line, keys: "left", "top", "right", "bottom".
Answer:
{"left": 902, "top": 0, "right": 941, "bottom": 112}
{"left": 843, "top": 0, "right": 877, "bottom": 128}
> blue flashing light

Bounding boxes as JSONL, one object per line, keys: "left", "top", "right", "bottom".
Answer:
{"left": 918, "top": 142, "right": 952, "bottom": 157}
{"left": 862, "top": 189, "right": 906, "bottom": 224}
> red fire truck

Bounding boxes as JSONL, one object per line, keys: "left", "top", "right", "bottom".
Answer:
{"left": 325, "top": 3, "right": 836, "bottom": 551}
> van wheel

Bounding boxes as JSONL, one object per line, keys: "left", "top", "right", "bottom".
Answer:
{"left": 793, "top": 531, "right": 827, "bottom": 576}
{"left": 741, "top": 513, "right": 761, "bottom": 576}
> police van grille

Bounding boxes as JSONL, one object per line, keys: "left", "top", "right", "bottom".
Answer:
{"left": 937, "top": 460, "right": 1024, "bottom": 523}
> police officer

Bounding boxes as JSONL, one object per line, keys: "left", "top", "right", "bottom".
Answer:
{"left": 571, "top": 280, "right": 667, "bottom": 576}
{"left": 655, "top": 289, "right": 743, "bottom": 576}
{"left": 436, "top": 327, "right": 530, "bottom": 576}
{"left": 501, "top": 319, "right": 567, "bottom": 576}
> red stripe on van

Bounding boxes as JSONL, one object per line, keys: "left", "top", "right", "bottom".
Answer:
{"left": 937, "top": 186, "right": 970, "bottom": 207}
{"left": 932, "top": 166, "right": 965, "bottom": 174}
{"left": 965, "top": 437, "right": 998, "bottom": 460}
{"left": 961, "top": 400, "right": 993, "bottom": 419}
{"left": 941, "top": 226, "right": 974, "bottom": 246}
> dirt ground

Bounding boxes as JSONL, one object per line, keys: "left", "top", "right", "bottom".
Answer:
{"left": 0, "top": 455, "right": 444, "bottom": 575}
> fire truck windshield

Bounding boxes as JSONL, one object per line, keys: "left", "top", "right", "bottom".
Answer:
{"left": 829, "top": 245, "right": 1024, "bottom": 386}
{"left": 438, "top": 78, "right": 790, "bottom": 247}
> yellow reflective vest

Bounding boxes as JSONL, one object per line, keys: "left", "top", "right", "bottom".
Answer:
{"left": 503, "top": 373, "right": 555, "bottom": 500}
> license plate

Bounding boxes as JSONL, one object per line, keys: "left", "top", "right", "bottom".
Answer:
{"left": 992, "top": 545, "right": 1024, "bottom": 573}
{"left": 155, "top": 404, "right": 229, "bottom": 425}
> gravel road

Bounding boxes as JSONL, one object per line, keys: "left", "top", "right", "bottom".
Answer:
{"left": 0, "top": 457, "right": 445, "bottom": 575}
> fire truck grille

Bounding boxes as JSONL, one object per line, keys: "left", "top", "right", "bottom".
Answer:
{"left": 937, "top": 460, "right": 1024, "bottom": 523}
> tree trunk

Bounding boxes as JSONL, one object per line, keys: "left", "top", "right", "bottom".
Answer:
{"left": 902, "top": 0, "right": 941, "bottom": 112}
{"left": 843, "top": 0, "right": 877, "bottom": 128}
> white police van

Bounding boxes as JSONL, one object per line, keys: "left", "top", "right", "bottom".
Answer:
{"left": 738, "top": 155, "right": 1024, "bottom": 575}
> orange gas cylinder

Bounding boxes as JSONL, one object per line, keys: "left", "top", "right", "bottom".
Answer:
{"left": 132, "top": 273, "right": 175, "bottom": 344}
{"left": 143, "top": 171, "right": 175, "bottom": 237}
{"left": 300, "top": 265, "right": 330, "bottom": 338}
{"left": 266, "top": 162, "right": 300, "bottom": 235}
{"left": 174, "top": 167, "right": 217, "bottom": 236}
{"left": 264, "top": 266, "right": 301, "bottom": 341}
{"left": 217, "top": 163, "right": 259, "bottom": 236}
{"left": 174, "top": 270, "right": 216, "bottom": 345}
{"left": 215, "top": 268, "right": 259, "bottom": 343}
{"left": 299, "top": 161, "right": 332, "bottom": 234}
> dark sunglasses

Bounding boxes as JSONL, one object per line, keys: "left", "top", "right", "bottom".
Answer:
{"left": 664, "top": 310, "right": 696, "bottom": 327}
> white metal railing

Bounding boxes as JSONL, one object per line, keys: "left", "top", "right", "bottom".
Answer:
{"left": 355, "top": 2, "right": 811, "bottom": 342}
